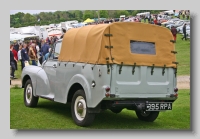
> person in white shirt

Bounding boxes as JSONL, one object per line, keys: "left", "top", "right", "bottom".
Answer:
{"left": 17, "top": 45, "right": 23, "bottom": 70}
{"left": 35, "top": 43, "right": 40, "bottom": 58}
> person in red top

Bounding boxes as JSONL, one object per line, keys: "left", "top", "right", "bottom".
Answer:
{"left": 12, "top": 48, "right": 18, "bottom": 70}
{"left": 153, "top": 18, "right": 157, "bottom": 25}
{"left": 171, "top": 25, "right": 178, "bottom": 43}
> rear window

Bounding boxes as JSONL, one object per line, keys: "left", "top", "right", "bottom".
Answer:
{"left": 130, "top": 40, "right": 156, "bottom": 55}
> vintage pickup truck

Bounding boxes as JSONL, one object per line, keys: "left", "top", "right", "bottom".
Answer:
{"left": 21, "top": 22, "right": 178, "bottom": 127}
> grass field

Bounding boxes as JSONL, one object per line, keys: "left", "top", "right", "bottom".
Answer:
{"left": 175, "top": 34, "right": 190, "bottom": 75}
{"left": 10, "top": 88, "right": 190, "bottom": 129}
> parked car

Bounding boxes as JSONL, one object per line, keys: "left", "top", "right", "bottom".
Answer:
{"left": 187, "top": 30, "right": 190, "bottom": 38}
{"left": 166, "top": 20, "right": 186, "bottom": 29}
{"left": 161, "top": 18, "right": 180, "bottom": 26}
{"left": 21, "top": 22, "right": 179, "bottom": 127}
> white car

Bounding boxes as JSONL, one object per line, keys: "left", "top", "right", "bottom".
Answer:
{"left": 161, "top": 18, "right": 180, "bottom": 26}
{"left": 166, "top": 20, "right": 186, "bottom": 29}
{"left": 186, "top": 30, "right": 190, "bottom": 38}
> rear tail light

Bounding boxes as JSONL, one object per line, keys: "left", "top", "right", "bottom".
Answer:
{"left": 105, "top": 87, "right": 110, "bottom": 97}
{"left": 174, "top": 88, "right": 178, "bottom": 92}
{"left": 105, "top": 87, "right": 110, "bottom": 92}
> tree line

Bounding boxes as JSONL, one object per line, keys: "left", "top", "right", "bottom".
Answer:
{"left": 10, "top": 10, "right": 165, "bottom": 28}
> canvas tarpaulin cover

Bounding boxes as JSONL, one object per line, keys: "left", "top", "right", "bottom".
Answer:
{"left": 58, "top": 22, "right": 177, "bottom": 68}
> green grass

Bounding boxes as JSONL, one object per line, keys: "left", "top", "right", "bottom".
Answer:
{"left": 12, "top": 61, "right": 32, "bottom": 79}
{"left": 175, "top": 34, "right": 190, "bottom": 75}
{"left": 10, "top": 89, "right": 190, "bottom": 129}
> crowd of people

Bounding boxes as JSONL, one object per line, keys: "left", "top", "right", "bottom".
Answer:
{"left": 10, "top": 36, "right": 58, "bottom": 79}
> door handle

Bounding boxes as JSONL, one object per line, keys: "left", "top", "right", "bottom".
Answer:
{"left": 52, "top": 64, "right": 57, "bottom": 68}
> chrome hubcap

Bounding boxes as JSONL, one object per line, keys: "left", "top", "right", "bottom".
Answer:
{"left": 77, "top": 101, "right": 84, "bottom": 115}
{"left": 26, "top": 84, "right": 32, "bottom": 103}
{"left": 74, "top": 96, "right": 86, "bottom": 121}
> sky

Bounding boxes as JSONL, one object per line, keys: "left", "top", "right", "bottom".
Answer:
{"left": 10, "top": 10, "right": 59, "bottom": 15}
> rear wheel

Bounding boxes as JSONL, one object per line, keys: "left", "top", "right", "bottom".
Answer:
{"left": 71, "top": 90, "right": 95, "bottom": 126}
{"left": 135, "top": 110, "right": 159, "bottom": 122}
{"left": 24, "top": 79, "right": 39, "bottom": 107}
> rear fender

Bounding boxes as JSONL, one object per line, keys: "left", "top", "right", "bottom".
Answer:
{"left": 64, "top": 74, "right": 92, "bottom": 106}
{"left": 21, "top": 66, "right": 51, "bottom": 96}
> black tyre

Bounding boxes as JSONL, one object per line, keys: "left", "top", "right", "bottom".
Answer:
{"left": 24, "top": 79, "right": 39, "bottom": 107}
{"left": 135, "top": 110, "right": 159, "bottom": 122}
{"left": 110, "top": 108, "right": 123, "bottom": 114}
{"left": 71, "top": 90, "right": 95, "bottom": 127}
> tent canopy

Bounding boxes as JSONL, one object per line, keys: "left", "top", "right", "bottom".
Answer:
{"left": 83, "top": 18, "right": 95, "bottom": 23}
{"left": 59, "top": 22, "right": 177, "bottom": 68}
{"left": 10, "top": 33, "right": 39, "bottom": 42}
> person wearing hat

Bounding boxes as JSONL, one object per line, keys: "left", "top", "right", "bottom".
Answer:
{"left": 171, "top": 25, "right": 178, "bottom": 42}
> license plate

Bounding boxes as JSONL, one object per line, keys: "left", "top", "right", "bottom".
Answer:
{"left": 145, "top": 102, "right": 172, "bottom": 111}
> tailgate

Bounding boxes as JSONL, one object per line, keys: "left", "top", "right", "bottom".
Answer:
{"left": 110, "top": 65, "right": 176, "bottom": 98}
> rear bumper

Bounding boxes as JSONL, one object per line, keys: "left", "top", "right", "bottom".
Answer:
{"left": 103, "top": 95, "right": 178, "bottom": 101}
{"left": 101, "top": 99, "right": 177, "bottom": 111}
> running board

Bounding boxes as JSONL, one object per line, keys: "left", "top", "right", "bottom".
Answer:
{"left": 37, "top": 94, "right": 54, "bottom": 101}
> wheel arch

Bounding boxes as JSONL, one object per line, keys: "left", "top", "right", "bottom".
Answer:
{"left": 64, "top": 74, "right": 92, "bottom": 107}
{"left": 67, "top": 83, "right": 84, "bottom": 103}
{"left": 22, "top": 75, "right": 31, "bottom": 88}
{"left": 22, "top": 74, "right": 37, "bottom": 96}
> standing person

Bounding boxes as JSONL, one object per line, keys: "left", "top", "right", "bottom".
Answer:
{"left": 60, "top": 28, "right": 66, "bottom": 39}
{"left": 28, "top": 43, "right": 37, "bottom": 66}
{"left": 186, "top": 10, "right": 190, "bottom": 20}
{"left": 53, "top": 36, "right": 58, "bottom": 43}
{"left": 14, "top": 42, "right": 19, "bottom": 52}
{"left": 12, "top": 47, "right": 18, "bottom": 71}
{"left": 10, "top": 45, "right": 17, "bottom": 79}
{"left": 182, "top": 11, "right": 185, "bottom": 19}
{"left": 21, "top": 42, "right": 30, "bottom": 69}
{"left": 153, "top": 18, "right": 158, "bottom": 25}
{"left": 26, "top": 42, "right": 30, "bottom": 53}
{"left": 17, "top": 45, "right": 23, "bottom": 71}
{"left": 171, "top": 26, "right": 178, "bottom": 42}
{"left": 181, "top": 24, "right": 187, "bottom": 41}
{"left": 35, "top": 42, "right": 40, "bottom": 59}
{"left": 41, "top": 40, "right": 50, "bottom": 62}
{"left": 46, "top": 37, "right": 50, "bottom": 44}
{"left": 44, "top": 48, "right": 52, "bottom": 61}
{"left": 38, "top": 39, "right": 42, "bottom": 50}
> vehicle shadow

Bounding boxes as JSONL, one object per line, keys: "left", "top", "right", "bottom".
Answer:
{"left": 36, "top": 100, "right": 161, "bottom": 129}
{"left": 36, "top": 100, "right": 72, "bottom": 117}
